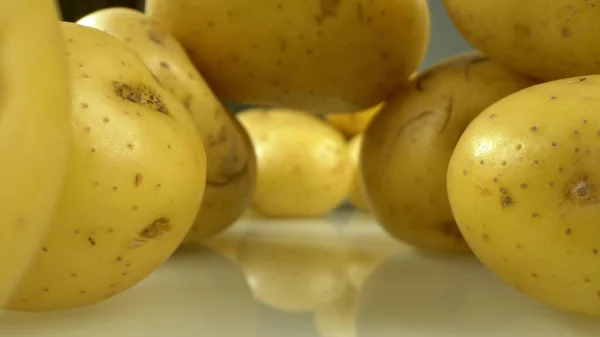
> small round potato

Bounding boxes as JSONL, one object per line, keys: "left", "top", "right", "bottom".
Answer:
{"left": 361, "top": 51, "right": 538, "bottom": 253}
{"left": 444, "top": 0, "right": 600, "bottom": 81}
{"left": 7, "top": 23, "right": 206, "bottom": 312}
{"left": 347, "top": 135, "right": 369, "bottom": 211}
{"left": 448, "top": 75, "right": 600, "bottom": 316}
{"left": 238, "top": 108, "right": 352, "bottom": 217}
{"left": 325, "top": 103, "right": 384, "bottom": 138}
{"left": 146, "top": 0, "right": 431, "bottom": 113}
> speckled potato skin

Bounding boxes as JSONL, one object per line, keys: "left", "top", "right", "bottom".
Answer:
{"left": 361, "top": 51, "right": 538, "bottom": 253}
{"left": 448, "top": 75, "right": 600, "bottom": 316}
{"left": 146, "top": 0, "right": 430, "bottom": 113}
{"left": 0, "top": 1, "right": 71, "bottom": 306}
{"left": 78, "top": 8, "right": 256, "bottom": 241}
{"left": 238, "top": 109, "right": 353, "bottom": 217}
{"left": 7, "top": 23, "right": 207, "bottom": 312}
{"left": 444, "top": 0, "right": 600, "bottom": 81}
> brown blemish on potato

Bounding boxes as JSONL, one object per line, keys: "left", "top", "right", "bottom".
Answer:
{"left": 500, "top": 188, "right": 514, "bottom": 208}
{"left": 501, "top": 160, "right": 507, "bottom": 166}
{"left": 513, "top": 23, "right": 531, "bottom": 38}
{"left": 562, "top": 28, "right": 570, "bottom": 37}
{"left": 462, "top": 169, "right": 468, "bottom": 176}
{"left": 564, "top": 175, "right": 599, "bottom": 205}
{"left": 159, "top": 61, "right": 170, "bottom": 69}
{"left": 127, "top": 143, "right": 134, "bottom": 150}
{"left": 147, "top": 24, "right": 168, "bottom": 45}
{"left": 129, "top": 217, "right": 172, "bottom": 248}
{"left": 135, "top": 173, "right": 143, "bottom": 186}
{"left": 131, "top": 205, "right": 138, "bottom": 211}
{"left": 532, "top": 212, "right": 539, "bottom": 218}
{"left": 530, "top": 126, "right": 538, "bottom": 132}
{"left": 439, "top": 221, "right": 464, "bottom": 240}
{"left": 356, "top": 1, "right": 364, "bottom": 22}
{"left": 520, "top": 183, "right": 528, "bottom": 189}
{"left": 552, "top": 142, "right": 558, "bottom": 147}
{"left": 42, "top": 288, "right": 49, "bottom": 292}
{"left": 88, "top": 237, "right": 96, "bottom": 246}
{"left": 516, "top": 144, "right": 523, "bottom": 150}
{"left": 593, "top": 249, "right": 598, "bottom": 255}
{"left": 531, "top": 273, "right": 538, "bottom": 278}
{"left": 112, "top": 186, "right": 119, "bottom": 191}
{"left": 71, "top": 273, "right": 77, "bottom": 277}
{"left": 481, "top": 233, "right": 490, "bottom": 242}
{"left": 477, "top": 186, "right": 491, "bottom": 196}
{"left": 116, "top": 256, "right": 122, "bottom": 262}
{"left": 551, "top": 96, "right": 557, "bottom": 100}
{"left": 41, "top": 247, "right": 48, "bottom": 252}
{"left": 566, "top": 228, "right": 572, "bottom": 235}
{"left": 80, "top": 102, "right": 89, "bottom": 109}
{"left": 113, "top": 81, "right": 169, "bottom": 115}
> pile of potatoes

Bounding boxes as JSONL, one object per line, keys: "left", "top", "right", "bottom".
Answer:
{"left": 5, "top": 0, "right": 600, "bottom": 319}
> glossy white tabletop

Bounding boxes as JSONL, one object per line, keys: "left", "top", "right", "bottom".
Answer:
{"left": 2, "top": 209, "right": 600, "bottom": 336}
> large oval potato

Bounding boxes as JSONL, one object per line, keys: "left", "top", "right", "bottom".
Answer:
{"left": 238, "top": 108, "right": 352, "bottom": 217}
{"left": 448, "top": 75, "right": 600, "bottom": 316}
{"left": 77, "top": 8, "right": 256, "bottom": 241}
{"left": 146, "top": 0, "right": 430, "bottom": 113}
{"left": 7, "top": 22, "right": 206, "bottom": 312}
{"left": 444, "top": 0, "right": 600, "bottom": 81}
{"left": 0, "top": 1, "right": 71, "bottom": 306}
{"left": 361, "top": 51, "right": 538, "bottom": 253}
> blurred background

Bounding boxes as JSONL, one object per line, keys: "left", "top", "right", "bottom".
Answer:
{"left": 58, "top": 0, "right": 474, "bottom": 112}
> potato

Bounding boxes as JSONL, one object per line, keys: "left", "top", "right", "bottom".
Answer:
{"left": 444, "top": 0, "right": 600, "bottom": 81}
{"left": 361, "top": 51, "right": 538, "bottom": 253}
{"left": 0, "top": 1, "right": 71, "bottom": 306}
{"left": 236, "top": 219, "right": 350, "bottom": 312}
{"left": 238, "top": 108, "right": 352, "bottom": 217}
{"left": 77, "top": 8, "right": 256, "bottom": 241}
{"left": 326, "top": 103, "right": 384, "bottom": 138}
{"left": 347, "top": 135, "right": 369, "bottom": 211}
{"left": 7, "top": 22, "right": 206, "bottom": 312}
{"left": 145, "top": 0, "right": 430, "bottom": 113}
{"left": 448, "top": 75, "right": 600, "bottom": 316}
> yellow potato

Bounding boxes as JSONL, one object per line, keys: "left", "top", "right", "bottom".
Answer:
{"left": 77, "top": 8, "right": 256, "bottom": 240}
{"left": 325, "top": 103, "right": 384, "bottom": 138}
{"left": 236, "top": 219, "right": 350, "bottom": 313}
{"left": 448, "top": 75, "right": 600, "bottom": 316}
{"left": 444, "top": 0, "right": 600, "bottom": 81}
{"left": 361, "top": 51, "right": 538, "bottom": 253}
{"left": 0, "top": 1, "right": 71, "bottom": 306}
{"left": 238, "top": 108, "right": 352, "bottom": 217}
{"left": 145, "top": 0, "right": 430, "bottom": 113}
{"left": 7, "top": 22, "right": 206, "bottom": 312}
{"left": 347, "top": 135, "right": 369, "bottom": 211}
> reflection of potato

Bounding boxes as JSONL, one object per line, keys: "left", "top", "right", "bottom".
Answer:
{"left": 237, "top": 219, "right": 350, "bottom": 312}
{"left": 0, "top": 245, "right": 257, "bottom": 336}
{"left": 341, "top": 212, "right": 406, "bottom": 289}
{"left": 314, "top": 285, "right": 358, "bottom": 337}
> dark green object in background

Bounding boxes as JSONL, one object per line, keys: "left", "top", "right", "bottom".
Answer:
{"left": 58, "top": 0, "right": 144, "bottom": 22}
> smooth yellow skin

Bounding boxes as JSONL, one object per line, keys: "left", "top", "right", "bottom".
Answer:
{"left": 78, "top": 8, "right": 256, "bottom": 240}
{"left": 444, "top": 0, "right": 600, "bottom": 81}
{"left": 237, "top": 220, "right": 350, "bottom": 312}
{"left": 347, "top": 135, "right": 369, "bottom": 211}
{"left": 238, "top": 109, "right": 352, "bottom": 217}
{"left": 7, "top": 23, "right": 206, "bottom": 312}
{"left": 0, "top": 1, "right": 70, "bottom": 306}
{"left": 146, "top": 0, "right": 430, "bottom": 113}
{"left": 361, "top": 51, "right": 538, "bottom": 253}
{"left": 448, "top": 75, "right": 600, "bottom": 316}
{"left": 326, "top": 103, "right": 384, "bottom": 138}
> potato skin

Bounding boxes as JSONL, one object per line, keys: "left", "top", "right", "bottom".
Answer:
{"left": 444, "top": 0, "right": 600, "bottom": 81}
{"left": 146, "top": 0, "right": 430, "bottom": 113}
{"left": 361, "top": 51, "right": 538, "bottom": 253}
{"left": 238, "top": 109, "right": 352, "bottom": 217}
{"left": 347, "top": 134, "right": 369, "bottom": 211}
{"left": 326, "top": 103, "right": 383, "bottom": 138}
{"left": 78, "top": 8, "right": 256, "bottom": 241}
{"left": 0, "top": 1, "right": 70, "bottom": 306}
{"left": 7, "top": 23, "right": 206, "bottom": 312}
{"left": 448, "top": 75, "right": 600, "bottom": 316}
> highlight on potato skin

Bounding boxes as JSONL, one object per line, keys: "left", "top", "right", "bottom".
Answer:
{"left": 145, "top": 0, "right": 431, "bottom": 113}
{"left": 360, "top": 51, "right": 538, "bottom": 254}
{"left": 448, "top": 75, "right": 600, "bottom": 317}
{"left": 77, "top": 8, "right": 257, "bottom": 241}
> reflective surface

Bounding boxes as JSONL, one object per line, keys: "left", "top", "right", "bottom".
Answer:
{"left": 2, "top": 209, "right": 600, "bottom": 336}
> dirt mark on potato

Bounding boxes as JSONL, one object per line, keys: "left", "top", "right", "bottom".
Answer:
{"left": 113, "top": 81, "right": 169, "bottom": 115}
{"left": 129, "top": 217, "right": 172, "bottom": 248}
{"left": 320, "top": 0, "right": 343, "bottom": 18}
{"left": 563, "top": 175, "right": 599, "bottom": 205}
{"left": 439, "top": 220, "right": 465, "bottom": 241}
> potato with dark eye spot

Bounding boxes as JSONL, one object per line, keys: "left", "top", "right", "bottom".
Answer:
{"left": 448, "top": 75, "right": 600, "bottom": 316}
{"left": 238, "top": 108, "right": 352, "bottom": 217}
{"left": 6, "top": 22, "right": 207, "bottom": 312}
{"left": 145, "top": 0, "right": 430, "bottom": 113}
{"left": 78, "top": 8, "right": 256, "bottom": 241}
{"left": 361, "top": 51, "right": 538, "bottom": 254}
{"left": 444, "top": 0, "right": 600, "bottom": 81}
